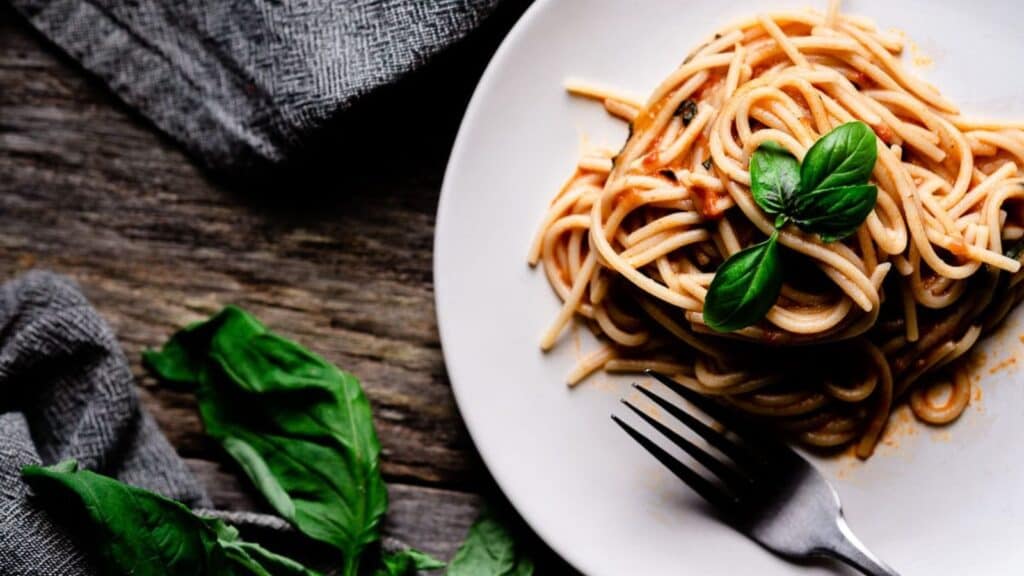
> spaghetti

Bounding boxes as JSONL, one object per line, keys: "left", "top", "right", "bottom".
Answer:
{"left": 529, "top": 1, "right": 1024, "bottom": 458}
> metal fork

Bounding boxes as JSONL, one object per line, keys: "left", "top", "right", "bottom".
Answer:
{"left": 613, "top": 370, "right": 899, "bottom": 576}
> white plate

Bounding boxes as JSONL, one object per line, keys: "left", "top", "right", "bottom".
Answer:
{"left": 434, "top": 1, "right": 1024, "bottom": 574}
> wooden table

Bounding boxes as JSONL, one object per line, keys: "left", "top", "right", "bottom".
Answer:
{"left": 0, "top": 3, "right": 573, "bottom": 572}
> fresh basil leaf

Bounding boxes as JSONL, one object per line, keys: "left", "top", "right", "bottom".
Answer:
{"left": 703, "top": 231, "right": 783, "bottom": 332}
{"left": 373, "top": 549, "right": 445, "bottom": 576}
{"left": 21, "top": 460, "right": 318, "bottom": 576}
{"left": 749, "top": 142, "right": 800, "bottom": 217}
{"left": 790, "top": 184, "right": 877, "bottom": 242}
{"left": 448, "top": 510, "right": 534, "bottom": 576}
{"left": 144, "top": 307, "right": 388, "bottom": 576}
{"left": 800, "top": 121, "right": 877, "bottom": 193}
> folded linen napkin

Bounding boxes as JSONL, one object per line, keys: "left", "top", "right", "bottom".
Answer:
{"left": 0, "top": 271, "right": 209, "bottom": 575}
{"left": 9, "top": 0, "right": 502, "bottom": 171}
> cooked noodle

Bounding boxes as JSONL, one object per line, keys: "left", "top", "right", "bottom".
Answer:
{"left": 529, "top": 0, "right": 1024, "bottom": 458}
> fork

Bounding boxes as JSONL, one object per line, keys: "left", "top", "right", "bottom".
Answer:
{"left": 613, "top": 370, "right": 899, "bottom": 576}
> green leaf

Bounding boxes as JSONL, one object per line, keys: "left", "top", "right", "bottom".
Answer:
{"left": 209, "top": 519, "right": 318, "bottom": 576}
{"left": 20, "top": 460, "right": 319, "bottom": 576}
{"left": 448, "top": 510, "right": 534, "bottom": 576}
{"left": 144, "top": 306, "right": 388, "bottom": 576}
{"left": 790, "top": 184, "right": 877, "bottom": 242}
{"left": 372, "top": 549, "right": 445, "bottom": 576}
{"left": 749, "top": 142, "right": 800, "bottom": 217}
{"left": 800, "top": 121, "right": 877, "bottom": 193}
{"left": 703, "top": 231, "right": 783, "bottom": 332}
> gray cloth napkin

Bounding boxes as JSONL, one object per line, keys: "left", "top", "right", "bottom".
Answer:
{"left": 0, "top": 271, "right": 209, "bottom": 575}
{"left": 9, "top": 0, "right": 502, "bottom": 171}
{"left": 0, "top": 272, "right": 423, "bottom": 575}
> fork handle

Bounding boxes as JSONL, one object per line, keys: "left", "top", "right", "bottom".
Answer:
{"left": 819, "top": 515, "right": 900, "bottom": 576}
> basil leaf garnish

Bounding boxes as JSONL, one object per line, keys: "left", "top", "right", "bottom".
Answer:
{"left": 21, "top": 460, "right": 319, "bottom": 576}
{"left": 750, "top": 142, "right": 800, "bottom": 218}
{"left": 144, "top": 307, "right": 387, "bottom": 576}
{"left": 708, "top": 122, "right": 880, "bottom": 331}
{"left": 703, "top": 231, "right": 783, "bottom": 332}
{"left": 800, "top": 121, "right": 877, "bottom": 193}
{"left": 790, "top": 184, "right": 878, "bottom": 242}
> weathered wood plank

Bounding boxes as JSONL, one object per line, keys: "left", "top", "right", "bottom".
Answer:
{"left": 0, "top": 5, "right": 472, "bottom": 488}
{"left": 1, "top": 4, "right": 581, "bottom": 572}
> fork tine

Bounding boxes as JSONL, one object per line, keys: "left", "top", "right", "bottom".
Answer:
{"left": 612, "top": 414, "right": 736, "bottom": 512}
{"left": 621, "top": 398, "right": 750, "bottom": 492}
{"left": 646, "top": 369, "right": 759, "bottom": 439}
{"left": 631, "top": 384, "right": 756, "bottom": 476}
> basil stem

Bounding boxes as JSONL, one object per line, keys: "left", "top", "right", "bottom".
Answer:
{"left": 373, "top": 549, "right": 445, "bottom": 576}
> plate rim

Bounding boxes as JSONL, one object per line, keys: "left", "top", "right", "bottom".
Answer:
{"left": 433, "top": 2, "right": 1024, "bottom": 574}
{"left": 432, "top": 0, "right": 592, "bottom": 571}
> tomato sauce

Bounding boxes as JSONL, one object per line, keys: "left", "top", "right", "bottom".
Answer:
{"left": 614, "top": 189, "right": 644, "bottom": 213}
{"left": 642, "top": 151, "right": 661, "bottom": 170}
{"left": 693, "top": 187, "right": 724, "bottom": 219}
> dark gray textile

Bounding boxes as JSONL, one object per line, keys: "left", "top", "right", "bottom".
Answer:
{"left": 0, "top": 271, "right": 209, "bottom": 575}
{"left": 9, "top": 0, "right": 501, "bottom": 171}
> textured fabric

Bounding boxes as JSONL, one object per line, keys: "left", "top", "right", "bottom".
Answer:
{"left": 0, "top": 272, "right": 417, "bottom": 574}
{"left": 0, "top": 271, "right": 210, "bottom": 575}
{"left": 9, "top": 0, "right": 502, "bottom": 171}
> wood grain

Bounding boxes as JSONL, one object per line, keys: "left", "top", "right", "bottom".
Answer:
{"left": 0, "top": 15, "right": 470, "bottom": 487}
{"left": 0, "top": 3, "right": 576, "bottom": 570}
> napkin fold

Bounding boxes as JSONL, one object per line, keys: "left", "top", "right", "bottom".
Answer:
{"left": 10, "top": 0, "right": 502, "bottom": 171}
{"left": 0, "top": 271, "right": 208, "bottom": 575}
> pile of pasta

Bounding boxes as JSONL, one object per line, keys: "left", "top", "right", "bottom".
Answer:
{"left": 529, "top": 3, "right": 1024, "bottom": 457}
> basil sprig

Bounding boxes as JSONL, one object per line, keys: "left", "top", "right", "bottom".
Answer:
{"left": 749, "top": 121, "right": 878, "bottom": 240}
{"left": 145, "top": 307, "right": 390, "bottom": 576}
{"left": 22, "top": 306, "right": 533, "bottom": 576}
{"left": 703, "top": 121, "right": 879, "bottom": 332}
